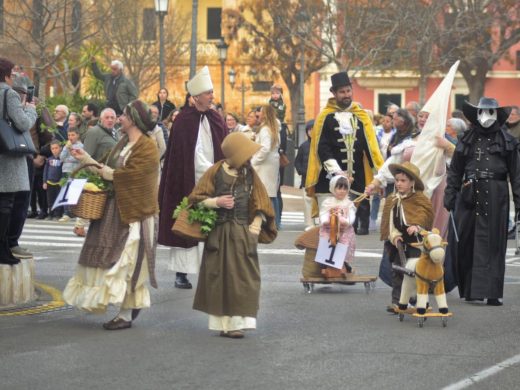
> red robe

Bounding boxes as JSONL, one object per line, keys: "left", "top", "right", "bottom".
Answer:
{"left": 158, "top": 107, "right": 227, "bottom": 248}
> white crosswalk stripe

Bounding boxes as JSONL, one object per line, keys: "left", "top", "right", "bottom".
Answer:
{"left": 19, "top": 213, "right": 306, "bottom": 250}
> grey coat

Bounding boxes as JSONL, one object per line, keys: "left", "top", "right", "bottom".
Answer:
{"left": 83, "top": 124, "right": 118, "bottom": 162}
{"left": 0, "top": 82, "right": 37, "bottom": 192}
{"left": 91, "top": 62, "right": 138, "bottom": 112}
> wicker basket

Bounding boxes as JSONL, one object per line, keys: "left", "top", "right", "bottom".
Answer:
{"left": 171, "top": 209, "right": 206, "bottom": 241}
{"left": 71, "top": 190, "right": 108, "bottom": 220}
{"left": 70, "top": 163, "right": 108, "bottom": 220}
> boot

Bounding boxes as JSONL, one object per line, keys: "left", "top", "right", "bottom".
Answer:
{"left": 175, "top": 272, "right": 192, "bottom": 289}
{"left": 0, "top": 212, "right": 20, "bottom": 265}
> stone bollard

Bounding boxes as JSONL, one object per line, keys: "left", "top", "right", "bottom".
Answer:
{"left": 0, "top": 258, "right": 35, "bottom": 307}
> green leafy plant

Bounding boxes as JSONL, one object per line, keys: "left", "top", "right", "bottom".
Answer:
{"left": 59, "top": 169, "right": 112, "bottom": 192}
{"left": 173, "top": 197, "right": 218, "bottom": 235}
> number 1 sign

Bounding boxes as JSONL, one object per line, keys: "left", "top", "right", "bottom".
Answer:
{"left": 315, "top": 237, "right": 348, "bottom": 270}
{"left": 51, "top": 179, "right": 87, "bottom": 210}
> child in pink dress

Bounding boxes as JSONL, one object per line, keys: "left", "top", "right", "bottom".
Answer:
{"left": 319, "top": 175, "right": 357, "bottom": 271}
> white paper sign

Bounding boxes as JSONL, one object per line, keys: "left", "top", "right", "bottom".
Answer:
{"left": 315, "top": 237, "right": 348, "bottom": 270}
{"left": 52, "top": 179, "right": 87, "bottom": 209}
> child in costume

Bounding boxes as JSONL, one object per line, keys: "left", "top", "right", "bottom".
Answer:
{"left": 380, "top": 161, "right": 433, "bottom": 313}
{"left": 319, "top": 175, "right": 356, "bottom": 271}
{"left": 189, "top": 132, "right": 277, "bottom": 339}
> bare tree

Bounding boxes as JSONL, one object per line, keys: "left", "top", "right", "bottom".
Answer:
{"left": 98, "top": 5, "right": 190, "bottom": 95}
{"left": 437, "top": 0, "right": 520, "bottom": 103}
{"left": 2, "top": 0, "right": 117, "bottom": 100}
{"left": 224, "top": 0, "right": 327, "bottom": 130}
{"left": 319, "top": 1, "right": 520, "bottom": 104}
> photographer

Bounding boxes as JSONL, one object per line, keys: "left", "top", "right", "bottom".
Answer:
{"left": 0, "top": 58, "right": 37, "bottom": 265}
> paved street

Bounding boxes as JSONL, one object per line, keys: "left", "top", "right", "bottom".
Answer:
{"left": 1, "top": 189, "right": 520, "bottom": 390}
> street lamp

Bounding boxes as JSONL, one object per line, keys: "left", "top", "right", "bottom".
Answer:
{"left": 216, "top": 38, "right": 228, "bottom": 109}
{"left": 295, "top": 9, "right": 309, "bottom": 148}
{"left": 154, "top": 0, "right": 169, "bottom": 89}
{"left": 228, "top": 68, "right": 251, "bottom": 119}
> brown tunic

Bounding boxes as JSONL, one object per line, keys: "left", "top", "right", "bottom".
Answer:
{"left": 192, "top": 166, "right": 264, "bottom": 317}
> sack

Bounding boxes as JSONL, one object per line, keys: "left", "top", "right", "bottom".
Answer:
{"left": 171, "top": 209, "right": 206, "bottom": 241}
{"left": 279, "top": 151, "right": 290, "bottom": 168}
{"left": 0, "top": 89, "right": 37, "bottom": 156}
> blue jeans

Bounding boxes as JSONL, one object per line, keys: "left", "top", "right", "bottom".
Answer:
{"left": 370, "top": 193, "right": 381, "bottom": 221}
{"left": 271, "top": 197, "right": 281, "bottom": 230}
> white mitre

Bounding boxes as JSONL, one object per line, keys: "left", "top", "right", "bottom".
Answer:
{"left": 187, "top": 66, "right": 214, "bottom": 96}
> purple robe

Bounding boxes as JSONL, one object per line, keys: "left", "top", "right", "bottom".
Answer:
{"left": 158, "top": 107, "right": 227, "bottom": 248}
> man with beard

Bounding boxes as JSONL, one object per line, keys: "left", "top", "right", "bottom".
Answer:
{"left": 444, "top": 97, "right": 520, "bottom": 306}
{"left": 158, "top": 66, "right": 227, "bottom": 289}
{"left": 306, "top": 71, "right": 383, "bottom": 235}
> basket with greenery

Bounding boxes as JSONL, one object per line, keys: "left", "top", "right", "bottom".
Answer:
{"left": 64, "top": 164, "right": 112, "bottom": 220}
{"left": 172, "top": 197, "right": 218, "bottom": 240}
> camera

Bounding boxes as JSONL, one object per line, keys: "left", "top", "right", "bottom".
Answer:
{"left": 26, "top": 86, "right": 34, "bottom": 103}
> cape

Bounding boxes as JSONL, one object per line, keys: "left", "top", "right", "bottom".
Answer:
{"left": 158, "top": 106, "right": 227, "bottom": 247}
{"left": 380, "top": 191, "right": 434, "bottom": 241}
{"left": 188, "top": 160, "right": 277, "bottom": 244}
{"left": 305, "top": 98, "right": 384, "bottom": 214}
{"left": 110, "top": 135, "right": 160, "bottom": 224}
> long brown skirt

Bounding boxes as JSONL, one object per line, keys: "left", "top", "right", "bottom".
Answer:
{"left": 193, "top": 221, "right": 260, "bottom": 318}
{"left": 78, "top": 197, "right": 129, "bottom": 269}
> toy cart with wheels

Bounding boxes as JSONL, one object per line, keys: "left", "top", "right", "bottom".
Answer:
{"left": 295, "top": 227, "right": 377, "bottom": 294}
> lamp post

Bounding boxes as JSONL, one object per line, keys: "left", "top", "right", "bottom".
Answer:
{"left": 296, "top": 9, "right": 309, "bottom": 148}
{"left": 154, "top": 0, "right": 169, "bottom": 89}
{"left": 216, "top": 38, "right": 228, "bottom": 109}
{"left": 228, "top": 68, "right": 250, "bottom": 119}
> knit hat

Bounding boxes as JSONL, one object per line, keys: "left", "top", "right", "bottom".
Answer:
{"left": 187, "top": 66, "right": 214, "bottom": 96}
{"left": 125, "top": 100, "right": 155, "bottom": 134}
{"left": 388, "top": 161, "right": 424, "bottom": 191}
{"left": 294, "top": 227, "right": 320, "bottom": 250}
{"left": 221, "top": 132, "right": 261, "bottom": 168}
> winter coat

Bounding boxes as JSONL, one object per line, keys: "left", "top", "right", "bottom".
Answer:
{"left": 0, "top": 82, "right": 37, "bottom": 192}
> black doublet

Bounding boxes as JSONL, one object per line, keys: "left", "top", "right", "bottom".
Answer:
{"left": 316, "top": 113, "right": 373, "bottom": 194}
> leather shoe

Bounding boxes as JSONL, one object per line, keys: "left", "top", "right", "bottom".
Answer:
{"left": 131, "top": 309, "right": 141, "bottom": 321}
{"left": 356, "top": 227, "right": 369, "bottom": 235}
{"left": 487, "top": 298, "right": 503, "bottom": 306}
{"left": 36, "top": 212, "right": 48, "bottom": 220}
{"left": 27, "top": 212, "right": 38, "bottom": 219}
{"left": 102, "top": 318, "right": 132, "bottom": 330}
{"left": 220, "top": 330, "right": 244, "bottom": 339}
{"left": 175, "top": 275, "right": 192, "bottom": 289}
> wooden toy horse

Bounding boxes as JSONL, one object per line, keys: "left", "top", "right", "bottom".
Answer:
{"left": 321, "top": 209, "right": 347, "bottom": 278}
{"left": 398, "top": 228, "right": 449, "bottom": 315}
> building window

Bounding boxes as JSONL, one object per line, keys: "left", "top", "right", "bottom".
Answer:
{"left": 207, "top": 7, "right": 222, "bottom": 40}
{"left": 454, "top": 94, "right": 469, "bottom": 111}
{"left": 376, "top": 93, "right": 402, "bottom": 115}
{"left": 142, "top": 8, "right": 157, "bottom": 41}
{"left": 252, "top": 81, "right": 271, "bottom": 92}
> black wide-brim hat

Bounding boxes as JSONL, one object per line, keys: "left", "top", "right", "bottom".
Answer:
{"left": 330, "top": 71, "right": 351, "bottom": 90}
{"left": 462, "top": 97, "right": 511, "bottom": 127}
